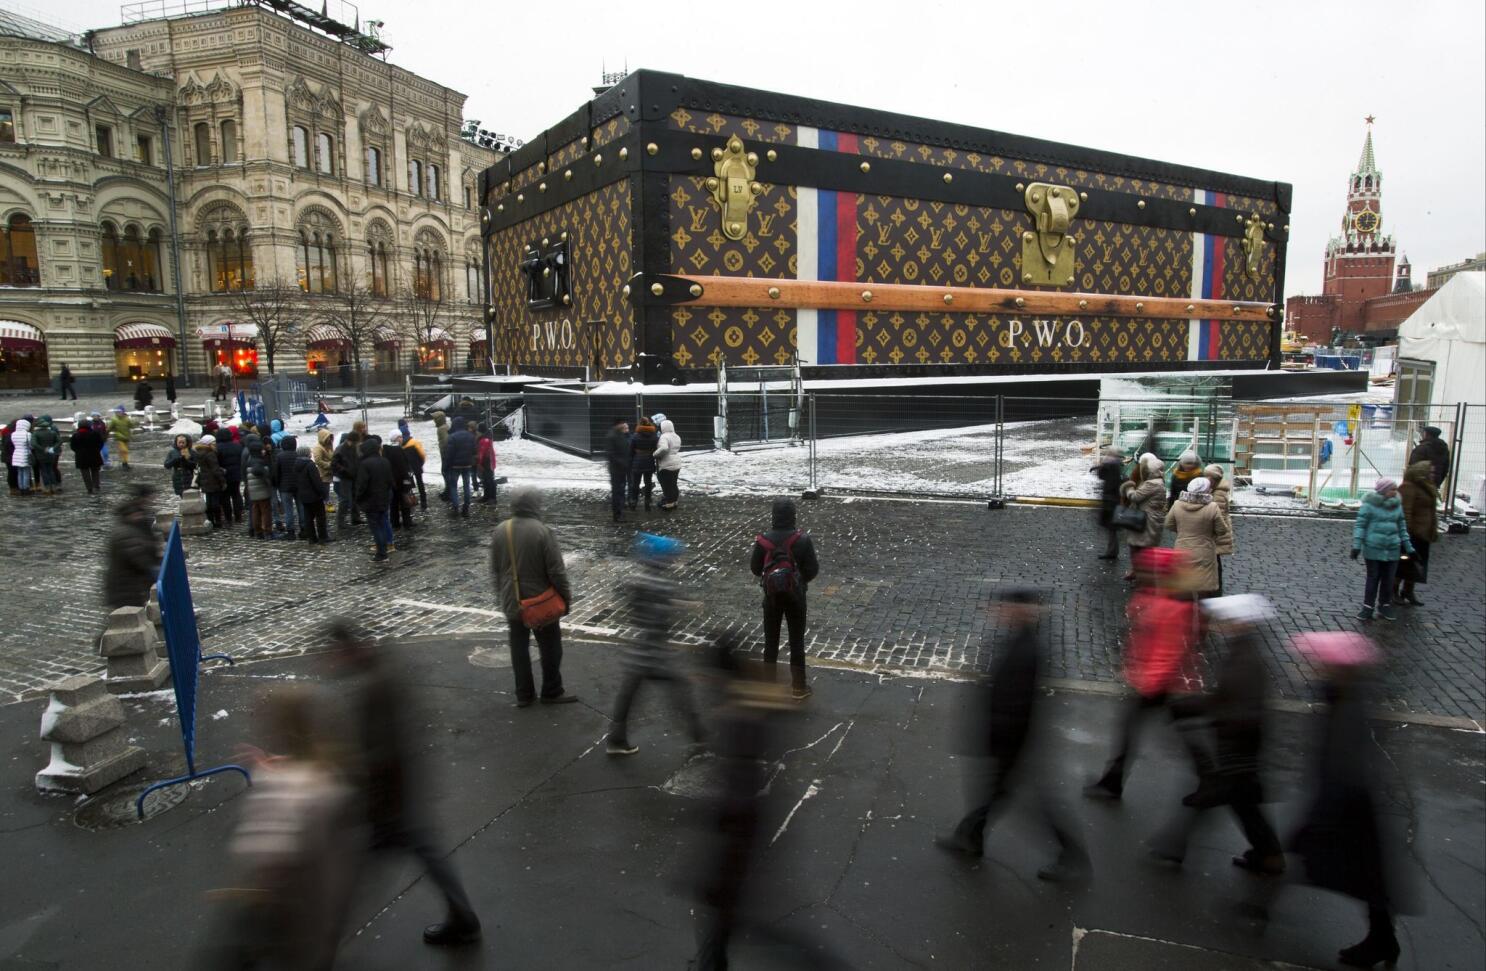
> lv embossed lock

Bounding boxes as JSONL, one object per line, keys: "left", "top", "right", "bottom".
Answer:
{"left": 1022, "top": 182, "right": 1080, "bottom": 287}
{"left": 705, "top": 135, "right": 761, "bottom": 241}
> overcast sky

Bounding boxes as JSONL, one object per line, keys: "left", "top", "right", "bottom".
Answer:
{"left": 53, "top": 0, "right": 1486, "bottom": 298}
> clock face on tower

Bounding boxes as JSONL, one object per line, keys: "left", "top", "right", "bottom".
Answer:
{"left": 1353, "top": 209, "right": 1380, "bottom": 234}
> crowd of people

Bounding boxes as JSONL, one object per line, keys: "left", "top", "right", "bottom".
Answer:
{"left": 65, "top": 403, "right": 1453, "bottom": 969}
{"left": 3, "top": 407, "right": 138, "bottom": 497}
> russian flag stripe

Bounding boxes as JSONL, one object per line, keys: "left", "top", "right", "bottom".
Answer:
{"left": 1188, "top": 190, "right": 1226, "bottom": 361}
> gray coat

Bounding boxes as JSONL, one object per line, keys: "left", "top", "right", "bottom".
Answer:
{"left": 488, "top": 489, "right": 573, "bottom": 622}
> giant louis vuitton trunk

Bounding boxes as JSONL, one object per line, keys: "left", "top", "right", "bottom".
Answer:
{"left": 479, "top": 71, "right": 1289, "bottom": 384}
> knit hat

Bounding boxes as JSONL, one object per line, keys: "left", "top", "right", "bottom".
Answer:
{"left": 1204, "top": 463, "right": 1224, "bottom": 478}
{"left": 114, "top": 405, "right": 127, "bottom": 414}
{"left": 1184, "top": 477, "right": 1211, "bottom": 495}
{"left": 197, "top": 435, "right": 214, "bottom": 446}
{"left": 1178, "top": 449, "right": 1200, "bottom": 467}
{"left": 650, "top": 413, "right": 667, "bottom": 425}
{"left": 1374, "top": 477, "right": 1397, "bottom": 493}
{"left": 389, "top": 432, "right": 403, "bottom": 445}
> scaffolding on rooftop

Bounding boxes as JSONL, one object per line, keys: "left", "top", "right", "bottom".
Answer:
{"left": 119, "top": 0, "right": 390, "bottom": 56}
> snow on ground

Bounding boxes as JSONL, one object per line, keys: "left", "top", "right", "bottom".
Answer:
{"left": 283, "top": 381, "right": 1449, "bottom": 515}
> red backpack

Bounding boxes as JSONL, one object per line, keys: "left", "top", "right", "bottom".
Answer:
{"left": 756, "top": 531, "right": 803, "bottom": 595}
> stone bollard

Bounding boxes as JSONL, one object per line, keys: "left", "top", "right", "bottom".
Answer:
{"left": 36, "top": 675, "right": 146, "bottom": 794}
{"left": 178, "top": 489, "right": 210, "bottom": 535}
{"left": 145, "top": 587, "right": 165, "bottom": 644}
{"left": 99, "top": 607, "right": 171, "bottom": 694}
{"left": 154, "top": 507, "right": 177, "bottom": 537}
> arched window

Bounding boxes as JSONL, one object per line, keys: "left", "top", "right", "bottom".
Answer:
{"left": 193, "top": 122, "right": 212, "bottom": 166}
{"left": 299, "top": 230, "right": 339, "bottom": 294}
{"left": 101, "top": 221, "right": 122, "bottom": 290}
{"left": 291, "top": 126, "right": 309, "bottom": 168}
{"left": 426, "top": 164, "right": 440, "bottom": 201}
{"left": 368, "top": 240, "right": 390, "bottom": 297}
{"left": 1, "top": 213, "right": 38, "bottom": 287}
{"left": 207, "top": 228, "right": 252, "bottom": 292}
{"left": 220, "top": 120, "right": 238, "bottom": 163}
{"left": 409, "top": 159, "right": 422, "bottom": 197}
{"left": 463, "top": 185, "right": 473, "bottom": 210}
{"left": 365, "top": 146, "right": 382, "bottom": 186}
{"left": 316, "top": 132, "right": 334, "bottom": 175}
{"left": 413, "top": 247, "right": 442, "bottom": 301}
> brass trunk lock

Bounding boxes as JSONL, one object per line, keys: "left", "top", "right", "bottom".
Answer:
{"left": 1022, "top": 182, "right": 1080, "bottom": 286}
{"left": 705, "top": 135, "right": 760, "bottom": 240}
{"left": 1241, "top": 212, "right": 1267, "bottom": 278}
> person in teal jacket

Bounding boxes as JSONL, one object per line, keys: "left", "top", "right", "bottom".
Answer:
{"left": 1351, "top": 477, "right": 1414, "bottom": 621}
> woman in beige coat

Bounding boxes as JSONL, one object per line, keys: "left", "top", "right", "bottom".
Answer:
{"left": 1205, "top": 463, "right": 1234, "bottom": 595}
{"left": 1120, "top": 452, "right": 1169, "bottom": 580}
{"left": 1164, "top": 476, "right": 1230, "bottom": 597}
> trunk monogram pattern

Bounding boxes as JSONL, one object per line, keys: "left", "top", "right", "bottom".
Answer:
{"left": 489, "top": 180, "right": 633, "bottom": 373}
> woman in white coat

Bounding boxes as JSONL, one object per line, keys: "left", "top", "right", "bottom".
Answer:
{"left": 653, "top": 419, "right": 683, "bottom": 511}
{"left": 9, "top": 418, "right": 33, "bottom": 494}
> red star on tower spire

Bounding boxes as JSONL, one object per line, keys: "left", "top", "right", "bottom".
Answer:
{"left": 1365, "top": 114, "right": 1376, "bottom": 125}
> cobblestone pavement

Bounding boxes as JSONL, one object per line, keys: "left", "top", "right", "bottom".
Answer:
{"left": 2, "top": 426, "right": 1482, "bottom": 719}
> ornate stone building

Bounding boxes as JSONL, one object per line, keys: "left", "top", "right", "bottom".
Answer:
{"left": 0, "top": 10, "right": 179, "bottom": 390}
{"left": 0, "top": 3, "right": 495, "bottom": 392}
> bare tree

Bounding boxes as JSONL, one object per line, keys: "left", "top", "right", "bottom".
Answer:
{"left": 313, "top": 277, "right": 389, "bottom": 420}
{"left": 222, "top": 272, "right": 300, "bottom": 375}
{"left": 396, "top": 282, "right": 446, "bottom": 373}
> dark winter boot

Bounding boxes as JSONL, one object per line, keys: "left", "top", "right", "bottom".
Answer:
{"left": 790, "top": 665, "right": 812, "bottom": 701}
{"left": 1356, "top": 604, "right": 1375, "bottom": 621}
{"left": 1376, "top": 604, "right": 1397, "bottom": 621}
{"left": 1338, "top": 907, "right": 1399, "bottom": 968}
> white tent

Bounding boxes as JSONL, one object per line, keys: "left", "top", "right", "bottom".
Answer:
{"left": 1397, "top": 271, "right": 1485, "bottom": 406}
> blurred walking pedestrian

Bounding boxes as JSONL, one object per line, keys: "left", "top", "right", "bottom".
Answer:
{"left": 1396, "top": 460, "right": 1437, "bottom": 606}
{"left": 654, "top": 418, "right": 683, "bottom": 511}
{"left": 1351, "top": 477, "right": 1412, "bottom": 621}
{"left": 215, "top": 427, "right": 245, "bottom": 524}
{"left": 1085, "top": 547, "right": 1205, "bottom": 800}
{"left": 199, "top": 685, "right": 359, "bottom": 969}
{"left": 1092, "top": 447, "right": 1124, "bottom": 560}
{"left": 628, "top": 416, "right": 658, "bottom": 511}
{"left": 606, "top": 533, "right": 704, "bottom": 756}
{"left": 164, "top": 433, "right": 196, "bottom": 498}
{"left": 1149, "top": 594, "right": 1284, "bottom": 875}
{"left": 323, "top": 621, "right": 482, "bottom": 947}
{"left": 1407, "top": 425, "right": 1449, "bottom": 488}
{"left": 489, "top": 487, "right": 577, "bottom": 706}
{"left": 354, "top": 437, "right": 394, "bottom": 562}
{"left": 750, "top": 498, "right": 820, "bottom": 700}
{"left": 1289, "top": 631, "right": 1410, "bottom": 969}
{"left": 1121, "top": 452, "right": 1168, "bottom": 581}
{"left": 605, "top": 416, "right": 630, "bottom": 522}
{"left": 103, "top": 483, "right": 161, "bottom": 613}
{"left": 69, "top": 416, "right": 106, "bottom": 496}
{"left": 59, "top": 363, "right": 76, "bottom": 400}
{"left": 934, "top": 589, "right": 1090, "bottom": 882}
{"left": 1164, "top": 476, "right": 1229, "bottom": 598}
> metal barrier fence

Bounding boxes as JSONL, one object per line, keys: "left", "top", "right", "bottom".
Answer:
{"left": 695, "top": 392, "right": 1483, "bottom": 517}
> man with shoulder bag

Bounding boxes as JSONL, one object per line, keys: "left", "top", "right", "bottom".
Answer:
{"left": 489, "top": 487, "right": 578, "bottom": 707}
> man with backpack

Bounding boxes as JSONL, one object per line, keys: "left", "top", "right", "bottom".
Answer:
{"left": 749, "top": 498, "right": 821, "bottom": 700}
